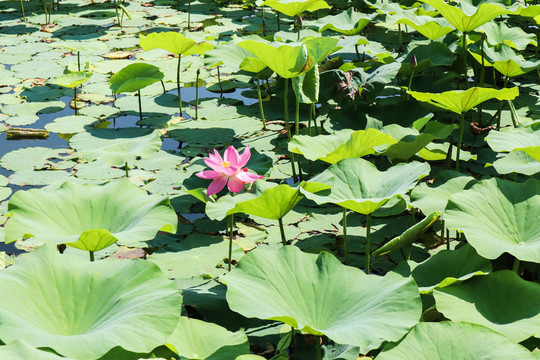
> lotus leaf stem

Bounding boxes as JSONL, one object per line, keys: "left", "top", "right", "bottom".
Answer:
{"left": 411, "top": 207, "right": 416, "bottom": 225}
{"left": 228, "top": 214, "right": 233, "bottom": 271}
{"left": 277, "top": 12, "right": 280, "bottom": 31}
{"left": 343, "top": 208, "right": 349, "bottom": 265}
{"left": 496, "top": 76, "right": 509, "bottom": 130}
{"left": 137, "top": 89, "right": 143, "bottom": 122}
{"left": 77, "top": 51, "right": 81, "bottom": 72}
{"left": 177, "top": 55, "right": 183, "bottom": 115}
{"left": 398, "top": 24, "right": 402, "bottom": 52}
{"left": 195, "top": 68, "right": 200, "bottom": 119}
{"left": 365, "top": 213, "right": 372, "bottom": 274}
{"left": 256, "top": 73, "right": 266, "bottom": 129}
{"left": 278, "top": 218, "right": 287, "bottom": 246}
{"left": 308, "top": 102, "right": 312, "bottom": 135}
{"left": 89, "top": 251, "right": 94, "bottom": 262}
{"left": 295, "top": 99, "right": 300, "bottom": 135}
{"left": 187, "top": 0, "right": 191, "bottom": 30}
{"left": 284, "top": 78, "right": 298, "bottom": 182}
{"left": 513, "top": 258, "right": 520, "bottom": 273}
{"left": 311, "top": 103, "right": 318, "bottom": 135}
{"left": 261, "top": 6, "right": 266, "bottom": 36}
{"left": 19, "top": 0, "right": 25, "bottom": 21}
{"left": 125, "top": 161, "right": 129, "bottom": 178}
{"left": 160, "top": 80, "right": 166, "bottom": 93}
{"left": 456, "top": 112, "right": 465, "bottom": 171}
{"left": 462, "top": 32, "right": 469, "bottom": 89}
{"left": 217, "top": 65, "right": 223, "bottom": 93}
{"left": 442, "top": 220, "right": 448, "bottom": 250}
{"left": 315, "top": 336, "right": 322, "bottom": 360}
{"left": 73, "top": 87, "right": 77, "bottom": 115}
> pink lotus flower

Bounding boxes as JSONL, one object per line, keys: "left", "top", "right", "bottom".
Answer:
{"left": 196, "top": 145, "right": 264, "bottom": 196}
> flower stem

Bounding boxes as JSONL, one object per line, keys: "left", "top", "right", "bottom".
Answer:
{"left": 177, "top": 55, "right": 182, "bottom": 115}
{"left": 456, "top": 112, "right": 465, "bottom": 171}
{"left": 228, "top": 214, "right": 234, "bottom": 272}
{"left": 278, "top": 218, "right": 287, "bottom": 246}
{"left": 365, "top": 213, "right": 372, "bottom": 274}
{"left": 342, "top": 208, "right": 348, "bottom": 265}
{"left": 257, "top": 73, "right": 266, "bottom": 129}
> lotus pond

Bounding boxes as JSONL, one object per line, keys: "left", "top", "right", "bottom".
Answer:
{"left": 0, "top": 0, "right": 539, "bottom": 359}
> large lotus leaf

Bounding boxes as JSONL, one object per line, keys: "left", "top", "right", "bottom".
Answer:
{"left": 519, "top": 147, "right": 540, "bottom": 163}
{"left": 303, "top": 37, "right": 341, "bottom": 65}
{"left": 372, "top": 211, "right": 440, "bottom": 258}
{"left": 239, "top": 56, "right": 268, "bottom": 74}
{"left": 292, "top": 63, "right": 320, "bottom": 103}
{"left": 223, "top": 246, "right": 422, "bottom": 353}
{"left": 492, "top": 151, "right": 540, "bottom": 175}
{"left": 4, "top": 179, "right": 177, "bottom": 248}
{"left": 410, "top": 170, "right": 476, "bottom": 215}
{"left": 139, "top": 32, "right": 196, "bottom": 55}
{"left": 261, "top": 0, "right": 330, "bottom": 17}
{"left": 478, "top": 21, "right": 537, "bottom": 50}
{"left": 289, "top": 128, "right": 396, "bottom": 163}
{"left": 419, "top": 0, "right": 513, "bottom": 32}
{"left": 0, "top": 147, "right": 64, "bottom": 172}
{"left": 238, "top": 40, "right": 312, "bottom": 79}
{"left": 378, "top": 122, "right": 457, "bottom": 160}
{"left": 204, "top": 42, "right": 255, "bottom": 73}
{"left": 206, "top": 182, "right": 302, "bottom": 221}
{"left": 470, "top": 43, "right": 540, "bottom": 77}
{"left": 393, "top": 244, "right": 491, "bottom": 293}
{"left": 109, "top": 63, "right": 164, "bottom": 94}
{"left": 53, "top": 71, "right": 93, "bottom": 88}
{"left": 166, "top": 317, "right": 249, "bottom": 360}
{"left": 389, "top": 13, "right": 454, "bottom": 40}
{"left": 399, "top": 42, "right": 456, "bottom": 77}
{"left": 377, "top": 322, "right": 536, "bottom": 360}
{"left": 444, "top": 178, "right": 540, "bottom": 262}
{"left": 147, "top": 234, "right": 244, "bottom": 280}
{"left": 434, "top": 270, "right": 540, "bottom": 342}
{"left": 69, "top": 128, "right": 162, "bottom": 166}
{"left": 0, "top": 246, "right": 182, "bottom": 359}
{"left": 301, "top": 158, "right": 430, "bottom": 214}
{"left": 346, "top": 62, "right": 401, "bottom": 103}
{"left": 486, "top": 122, "right": 540, "bottom": 153}
{"left": 409, "top": 86, "right": 519, "bottom": 114}
{"left": 0, "top": 340, "right": 74, "bottom": 360}
{"left": 314, "top": 8, "right": 375, "bottom": 35}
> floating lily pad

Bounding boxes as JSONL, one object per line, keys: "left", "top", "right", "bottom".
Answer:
{"left": 0, "top": 246, "right": 182, "bottom": 359}
{"left": 223, "top": 246, "right": 421, "bottom": 353}
{"left": 4, "top": 179, "right": 177, "bottom": 248}
{"left": 69, "top": 128, "right": 162, "bottom": 167}
{"left": 434, "top": 270, "right": 540, "bottom": 342}
{"left": 44, "top": 115, "right": 98, "bottom": 134}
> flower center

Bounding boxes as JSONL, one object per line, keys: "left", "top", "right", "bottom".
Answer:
{"left": 222, "top": 161, "right": 231, "bottom": 168}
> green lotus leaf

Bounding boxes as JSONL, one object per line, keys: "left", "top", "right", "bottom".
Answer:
{"left": 239, "top": 56, "right": 267, "bottom": 73}
{"left": 389, "top": 13, "right": 454, "bottom": 40}
{"left": 261, "top": 0, "right": 330, "bottom": 17}
{"left": 417, "top": 142, "right": 476, "bottom": 162}
{"left": 478, "top": 21, "right": 537, "bottom": 50}
{"left": 69, "top": 128, "right": 162, "bottom": 167}
{"left": 346, "top": 62, "right": 401, "bottom": 103}
{"left": 0, "top": 147, "right": 64, "bottom": 172}
{"left": 444, "top": 178, "right": 540, "bottom": 261}
{"left": 53, "top": 71, "right": 93, "bottom": 88}
{"left": 303, "top": 36, "right": 341, "bottom": 65}
{"left": 204, "top": 42, "right": 256, "bottom": 72}
{"left": 393, "top": 244, "right": 491, "bottom": 293}
{"left": 44, "top": 115, "right": 98, "bottom": 134}
{"left": 0, "top": 246, "right": 182, "bottom": 359}
{"left": 238, "top": 40, "right": 312, "bottom": 79}
{"left": 292, "top": 63, "right": 319, "bottom": 103}
{"left": 109, "top": 63, "right": 164, "bottom": 94}
{"left": 4, "top": 179, "right": 177, "bottom": 248}
{"left": 378, "top": 122, "right": 457, "bottom": 160}
{"left": 289, "top": 128, "right": 397, "bottom": 163}
{"left": 518, "top": 147, "right": 540, "bottom": 163}
{"left": 314, "top": 8, "right": 375, "bottom": 35}
{"left": 301, "top": 158, "right": 430, "bottom": 215}
{"left": 409, "top": 86, "right": 519, "bottom": 114}
{"left": 147, "top": 234, "right": 244, "bottom": 280}
{"left": 486, "top": 121, "right": 540, "bottom": 153}
{"left": 469, "top": 43, "right": 540, "bottom": 77}
{"left": 0, "top": 340, "right": 75, "bottom": 360}
{"left": 139, "top": 31, "right": 197, "bottom": 55}
{"left": 206, "top": 182, "right": 302, "bottom": 221}
{"left": 166, "top": 317, "right": 249, "bottom": 359}
{"left": 410, "top": 170, "right": 476, "bottom": 215}
{"left": 223, "top": 246, "right": 422, "bottom": 353}
{"left": 373, "top": 211, "right": 440, "bottom": 257}
{"left": 419, "top": 0, "right": 513, "bottom": 32}
{"left": 399, "top": 42, "right": 456, "bottom": 77}
{"left": 491, "top": 151, "right": 540, "bottom": 175}
{"left": 434, "top": 270, "right": 540, "bottom": 342}
{"left": 377, "top": 322, "right": 536, "bottom": 360}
